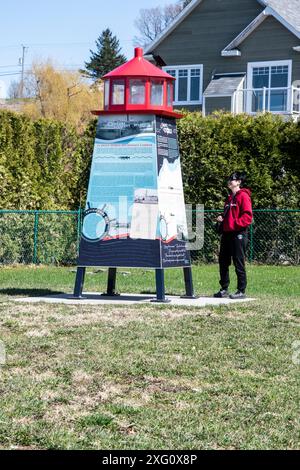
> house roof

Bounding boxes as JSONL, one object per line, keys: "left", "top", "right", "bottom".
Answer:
{"left": 264, "top": 0, "right": 300, "bottom": 32}
{"left": 203, "top": 74, "right": 246, "bottom": 96}
{"left": 222, "top": 0, "right": 300, "bottom": 54}
{"left": 144, "top": 0, "right": 204, "bottom": 54}
{"left": 144, "top": 0, "right": 300, "bottom": 56}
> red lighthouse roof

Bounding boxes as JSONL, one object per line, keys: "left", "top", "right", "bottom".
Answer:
{"left": 102, "top": 47, "right": 175, "bottom": 80}
{"left": 93, "top": 47, "right": 182, "bottom": 118}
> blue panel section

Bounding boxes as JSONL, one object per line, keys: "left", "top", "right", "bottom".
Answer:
{"left": 78, "top": 115, "right": 161, "bottom": 268}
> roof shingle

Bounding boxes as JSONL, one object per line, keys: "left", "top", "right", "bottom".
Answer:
{"left": 263, "top": 0, "right": 300, "bottom": 32}
{"left": 203, "top": 75, "right": 245, "bottom": 96}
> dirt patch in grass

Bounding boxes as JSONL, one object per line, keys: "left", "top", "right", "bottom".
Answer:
{"left": 25, "top": 329, "right": 51, "bottom": 338}
{"left": 5, "top": 445, "right": 39, "bottom": 450}
{"left": 1, "top": 302, "right": 216, "bottom": 335}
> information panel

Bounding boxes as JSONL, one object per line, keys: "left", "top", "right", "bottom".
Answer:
{"left": 77, "top": 114, "right": 190, "bottom": 268}
{"left": 156, "top": 116, "right": 191, "bottom": 268}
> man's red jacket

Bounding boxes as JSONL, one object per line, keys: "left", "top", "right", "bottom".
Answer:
{"left": 222, "top": 188, "right": 253, "bottom": 232}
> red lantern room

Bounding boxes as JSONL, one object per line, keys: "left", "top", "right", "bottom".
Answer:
{"left": 93, "top": 47, "right": 182, "bottom": 119}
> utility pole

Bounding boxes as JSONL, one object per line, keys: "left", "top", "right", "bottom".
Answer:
{"left": 19, "top": 44, "right": 28, "bottom": 99}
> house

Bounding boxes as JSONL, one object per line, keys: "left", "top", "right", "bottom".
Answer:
{"left": 144, "top": 0, "right": 300, "bottom": 118}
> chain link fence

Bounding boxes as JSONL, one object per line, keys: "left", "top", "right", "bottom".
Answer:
{"left": 0, "top": 210, "right": 81, "bottom": 266}
{"left": 0, "top": 209, "right": 299, "bottom": 266}
{"left": 191, "top": 209, "right": 300, "bottom": 265}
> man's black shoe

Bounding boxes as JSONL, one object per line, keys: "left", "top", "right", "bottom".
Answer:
{"left": 229, "top": 291, "right": 246, "bottom": 299}
{"left": 213, "top": 289, "right": 229, "bottom": 298}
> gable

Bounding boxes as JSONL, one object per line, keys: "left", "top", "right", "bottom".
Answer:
{"left": 265, "top": 0, "right": 300, "bottom": 32}
{"left": 223, "top": 3, "right": 300, "bottom": 55}
{"left": 239, "top": 14, "right": 300, "bottom": 56}
{"left": 145, "top": 0, "right": 264, "bottom": 55}
{"left": 145, "top": 0, "right": 300, "bottom": 58}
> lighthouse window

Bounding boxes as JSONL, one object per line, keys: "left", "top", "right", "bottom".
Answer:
{"left": 129, "top": 79, "right": 146, "bottom": 104}
{"left": 151, "top": 80, "right": 164, "bottom": 106}
{"left": 112, "top": 80, "right": 125, "bottom": 105}
{"left": 167, "top": 83, "right": 173, "bottom": 107}
{"left": 104, "top": 80, "right": 110, "bottom": 108}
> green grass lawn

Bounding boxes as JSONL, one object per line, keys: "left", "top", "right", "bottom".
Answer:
{"left": 0, "top": 264, "right": 299, "bottom": 450}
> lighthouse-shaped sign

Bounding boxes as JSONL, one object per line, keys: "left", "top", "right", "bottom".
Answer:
{"left": 74, "top": 48, "right": 195, "bottom": 302}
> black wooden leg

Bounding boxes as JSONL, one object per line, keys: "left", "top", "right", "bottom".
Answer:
{"left": 181, "top": 267, "right": 198, "bottom": 299}
{"left": 73, "top": 267, "right": 86, "bottom": 298}
{"left": 102, "top": 268, "right": 120, "bottom": 296}
{"left": 151, "top": 269, "right": 170, "bottom": 303}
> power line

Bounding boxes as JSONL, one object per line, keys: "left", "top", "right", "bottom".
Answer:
{"left": 0, "top": 64, "right": 21, "bottom": 68}
{"left": 0, "top": 72, "right": 22, "bottom": 77}
{"left": 0, "top": 63, "right": 83, "bottom": 69}
{"left": 25, "top": 42, "right": 94, "bottom": 47}
{"left": 0, "top": 39, "right": 133, "bottom": 49}
{"left": 0, "top": 45, "right": 23, "bottom": 49}
{"left": 0, "top": 68, "right": 86, "bottom": 77}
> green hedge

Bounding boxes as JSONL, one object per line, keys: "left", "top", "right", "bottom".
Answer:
{"left": 0, "top": 110, "right": 94, "bottom": 210}
{"left": 177, "top": 111, "right": 300, "bottom": 208}
{"left": 1, "top": 110, "right": 299, "bottom": 210}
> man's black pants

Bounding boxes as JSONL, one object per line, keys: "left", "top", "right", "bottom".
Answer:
{"left": 219, "top": 230, "right": 248, "bottom": 293}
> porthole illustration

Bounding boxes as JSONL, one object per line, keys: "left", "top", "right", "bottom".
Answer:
{"left": 82, "top": 203, "right": 112, "bottom": 242}
{"left": 82, "top": 203, "right": 130, "bottom": 242}
{"left": 159, "top": 215, "right": 169, "bottom": 242}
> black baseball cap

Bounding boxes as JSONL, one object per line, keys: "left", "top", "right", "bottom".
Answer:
{"left": 227, "top": 171, "right": 247, "bottom": 185}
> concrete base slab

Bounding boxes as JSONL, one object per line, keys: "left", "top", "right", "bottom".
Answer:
{"left": 14, "top": 292, "right": 256, "bottom": 307}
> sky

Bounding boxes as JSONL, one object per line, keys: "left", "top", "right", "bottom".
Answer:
{"left": 0, "top": 0, "right": 176, "bottom": 98}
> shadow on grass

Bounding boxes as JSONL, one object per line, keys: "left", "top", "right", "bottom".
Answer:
{"left": 0, "top": 288, "right": 64, "bottom": 297}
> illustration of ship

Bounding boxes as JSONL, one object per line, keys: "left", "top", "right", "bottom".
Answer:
{"left": 134, "top": 189, "right": 158, "bottom": 205}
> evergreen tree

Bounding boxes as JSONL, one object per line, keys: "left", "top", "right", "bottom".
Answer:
{"left": 83, "top": 29, "right": 126, "bottom": 80}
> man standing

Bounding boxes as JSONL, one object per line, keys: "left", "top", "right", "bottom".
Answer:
{"left": 214, "top": 172, "right": 253, "bottom": 300}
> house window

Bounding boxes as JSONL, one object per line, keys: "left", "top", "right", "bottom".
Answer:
{"left": 163, "top": 65, "right": 203, "bottom": 104}
{"left": 178, "top": 69, "right": 188, "bottom": 102}
{"left": 190, "top": 69, "right": 201, "bottom": 101}
{"left": 247, "top": 61, "right": 292, "bottom": 113}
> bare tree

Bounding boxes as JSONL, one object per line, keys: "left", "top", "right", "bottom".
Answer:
{"left": 182, "top": 0, "right": 193, "bottom": 8}
{"left": 134, "top": 3, "right": 183, "bottom": 46}
{"left": 18, "top": 60, "right": 101, "bottom": 131}
{"left": 7, "top": 80, "right": 21, "bottom": 99}
{"left": 134, "top": 1, "right": 194, "bottom": 47}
